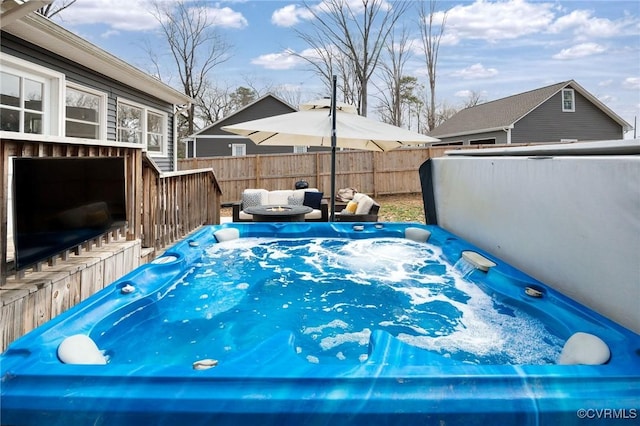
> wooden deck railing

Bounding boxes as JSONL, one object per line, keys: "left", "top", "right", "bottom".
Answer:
{"left": 141, "top": 154, "right": 220, "bottom": 251}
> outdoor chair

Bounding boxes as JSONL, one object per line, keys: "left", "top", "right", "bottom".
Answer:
{"left": 335, "top": 193, "right": 380, "bottom": 222}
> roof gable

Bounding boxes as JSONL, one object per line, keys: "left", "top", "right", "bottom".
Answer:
{"left": 191, "top": 93, "right": 296, "bottom": 136}
{"left": 429, "top": 80, "right": 631, "bottom": 138}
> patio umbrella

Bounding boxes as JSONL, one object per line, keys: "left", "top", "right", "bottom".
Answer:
{"left": 222, "top": 76, "right": 440, "bottom": 220}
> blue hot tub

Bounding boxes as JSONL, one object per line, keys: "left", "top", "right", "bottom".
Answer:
{"left": 1, "top": 223, "right": 638, "bottom": 425}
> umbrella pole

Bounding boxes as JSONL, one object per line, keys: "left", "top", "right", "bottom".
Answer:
{"left": 330, "top": 75, "right": 337, "bottom": 222}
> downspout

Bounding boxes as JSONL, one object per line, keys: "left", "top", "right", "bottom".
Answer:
{"left": 503, "top": 126, "right": 512, "bottom": 144}
{"left": 173, "top": 106, "right": 179, "bottom": 171}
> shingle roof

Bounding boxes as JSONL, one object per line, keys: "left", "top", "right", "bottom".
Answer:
{"left": 427, "top": 80, "right": 630, "bottom": 138}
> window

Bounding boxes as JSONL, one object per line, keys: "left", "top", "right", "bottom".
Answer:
{"left": 0, "top": 53, "right": 63, "bottom": 136}
{"left": 117, "top": 102, "right": 143, "bottom": 143}
{"left": 469, "top": 138, "right": 496, "bottom": 145}
{"left": 117, "top": 100, "right": 167, "bottom": 155}
{"left": 231, "top": 143, "right": 246, "bottom": 156}
{"left": 1, "top": 71, "right": 44, "bottom": 134}
{"left": 65, "top": 84, "right": 105, "bottom": 139}
{"left": 562, "top": 89, "right": 575, "bottom": 112}
{"left": 293, "top": 145, "right": 308, "bottom": 153}
{"left": 146, "top": 111, "right": 164, "bottom": 153}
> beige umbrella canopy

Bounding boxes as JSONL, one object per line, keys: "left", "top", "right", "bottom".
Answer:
{"left": 222, "top": 79, "right": 439, "bottom": 220}
{"left": 222, "top": 99, "right": 438, "bottom": 152}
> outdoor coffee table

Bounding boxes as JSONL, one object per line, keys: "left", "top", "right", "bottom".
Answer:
{"left": 244, "top": 205, "right": 312, "bottom": 222}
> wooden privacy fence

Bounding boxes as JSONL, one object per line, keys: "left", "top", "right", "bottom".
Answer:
{"left": 179, "top": 145, "right": 458, "bottom": 205}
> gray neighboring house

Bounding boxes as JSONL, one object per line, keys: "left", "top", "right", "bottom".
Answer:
{"left": 1, "top": 10, "right": 191, "bottom": 172}
{"left": 428, "top": 80, "right": 632, "bottom": 145}
{"left": 186, "top": 94, "right": 331, "bottom": 157}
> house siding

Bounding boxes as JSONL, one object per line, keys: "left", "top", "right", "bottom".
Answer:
{"left": 512, "top": 90, "right": 623, "bottom": 143}
{"left": 192, "top": 137, "right": 330, "bottom": 157}
{"left": 1, "top": 33, "right": 176, "bottom": 171}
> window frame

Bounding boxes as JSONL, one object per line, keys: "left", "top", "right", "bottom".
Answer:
{"left": 562, "top": 89, "right": 575, "bottom": 112}
{"left": 116, "top": 98, "right": 168, "bottom": 156}
{"left": 231, "top": 143, "right": 246, "bottom": 157}
{"left": 0, "top": 53, "right": 63, "bottom": 136}
{"left": 64, "top": 82, "right": 107, "bottom": 140}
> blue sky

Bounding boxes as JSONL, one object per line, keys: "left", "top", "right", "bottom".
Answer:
{"left": 51, "top": 0, "right": 640, "bottom": 135}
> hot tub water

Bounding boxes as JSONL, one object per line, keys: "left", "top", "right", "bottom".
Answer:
{"left": 97, "top": 237, "right": 564, "bottom": 366}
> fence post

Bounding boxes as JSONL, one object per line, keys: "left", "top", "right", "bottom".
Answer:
{"left": 255, "top": 155, "right": 261, "bottom": 189}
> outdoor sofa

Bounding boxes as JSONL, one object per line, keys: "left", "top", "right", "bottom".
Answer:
{"left": 232, "top": 188, "right": 329, "bottom": 222}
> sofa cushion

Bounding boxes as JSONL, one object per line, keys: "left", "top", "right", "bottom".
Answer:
{"left": 243, "top": 189, "right": 268, "bottom": 208}
{"left": 303, "top": 191, "right": 323, "bottom": 210}
{"left": 304, "top": 209, "right": 322, "bottom": 220}
{"left": 267, "top": 190, "right": 294, "bottom": 206}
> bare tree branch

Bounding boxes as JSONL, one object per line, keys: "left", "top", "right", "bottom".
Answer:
{"left": 418, "top": 0, "right": 447, "bottom": 131}
{"left": 149, "top": 0, "right": 232, "bottom": 135}
{"left": 37, "top": 0, "right": 77, "bottom": 18}
{"left": 374, "top": 25, "right": 416, "bottom": 127}
{"left": 294, "top": 0, "right": 410, "bottom": 116}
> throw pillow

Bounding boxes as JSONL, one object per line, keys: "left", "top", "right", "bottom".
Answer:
{"left": 355, "top": 195, "right": 374, "bottom": 215}
{"left": 344, "top": 200, "right": 358, "bottom": 214}
{"left": 287, "top": 194, "right": 304, "bottom": 206}
{"left": 243, "top": 191, "right": 264, "bottom": 208}
{"left": 303, "top": 191, "right": 323, "bottom": 210}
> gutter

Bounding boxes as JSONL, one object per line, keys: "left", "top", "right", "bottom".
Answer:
{"left": 430, "top": 124, "right": 514, "bottom": 140}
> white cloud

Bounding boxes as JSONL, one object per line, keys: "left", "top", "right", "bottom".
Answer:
{"left": 271, "top": 4, "right": 313, "bottom": 27}
{"left": 598, "top": 79, "right": 613, "bottom": 87}
{"left": 54, "top": 0, "right": 246, "bottom": 32}
{"left": 549, "top": 9, "right": 632, "bottom": 39}
{"left": 622, "top": 77, "right": 640, "bottom": 90}
{"left": 251, "top": 49, "right": 303, "bottom": 70}
{"left": 451, "top": 63, "right": 498, "bottom": 80}
{"left": 552, "top": 42, "right": 606, "bottom": 60}
{"left": 272, "top": 0, "right": 393, "bottom": 27}
{"left": 597, "top": 94, "right": 616, "bottom": 105}
{"left": 442, "top": 0, "right": 556, "bottom": 43}
{"left": 52, "top": 0, "right": 159, "bottom": 31}
{"left": 206, "top": 6, "right": 248, "bottom": 29}
{"left": 454, "top": 89, "right": 488, "bottom": 99}
{"left": 100, "top": 29, "right": 120, "bottom": 39}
